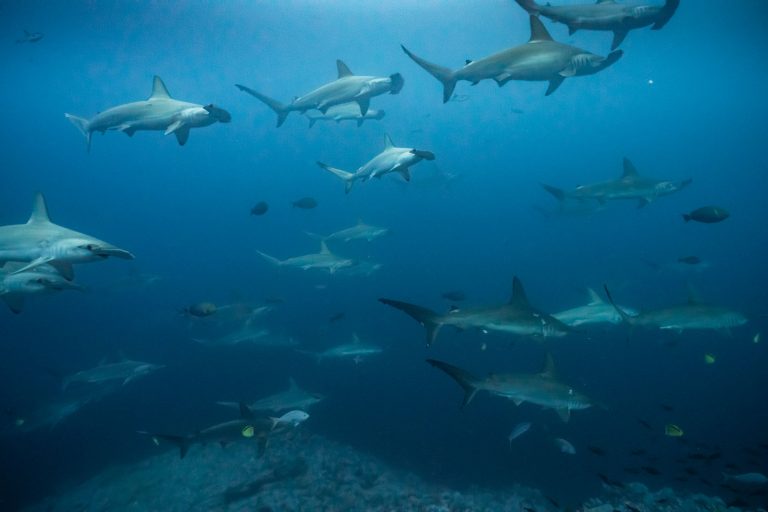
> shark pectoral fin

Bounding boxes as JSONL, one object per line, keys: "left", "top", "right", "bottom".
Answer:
{"left": 637, "top": 198, "right": 651, "bottom": 208}
{"left": 568, "top": 25, "right": 579, "bottom": 35}
{"left": 122, "top": 375, "right": 135, "bottom": 386}
{"left": 175, "top": 127, "right": 190, "bottom": 146}
{"left": 11, "top": 256, "right": 54, "bottom": 275}
{"left": 611, "top": 30, "right": 629, "bottom": 50}
{"left": 49, "top": 261, "right": 75, "bottom": 281}
{"left": 356, "top": 119, "right": 364, "bottom": 128}
{"left": 555, "top": 408, "right": 571, "bottom": 423}
{"left": 164, "top": 120, "right": 184, "bottom": 135}
{"left": 559, "top": 65, "right": 578, "bottom": 78}
{"left": 357, "top": 98, "right": 370, "bottom": 116}
{"left": 396, "top": 167, "right": 411, "bottom": 182}
{"left": 493, "top": 73, "right": 512, "bottom": 86}
{"left": 512, "top": 399, "right": 524, "bottom": 406}
{"left": 117, "top": 124, "right": 137, "bottom": 137}
{"left": 546, "top": 76, "right": 566, "bottom": 96}
{"left": 2, "top": 294, "right": 25, "bottom": 314}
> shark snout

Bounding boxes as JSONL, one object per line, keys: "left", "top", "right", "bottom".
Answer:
{"left": 389, "top": 73, "right": 405, "bottom": 94}
{"left": 411, "top": 149, "right": 435, "bottom": 161}
{"left": 204, "top": 104, "right": 232, "bottom": 123}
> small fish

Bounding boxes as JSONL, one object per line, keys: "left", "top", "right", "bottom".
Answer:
{"left": 630, "top": 448, "right": 647, "bottom": 456}
{"left": 660, "top": 403, "right": 674, "bottom": 412}
{"left": 510, "top": 108, "right": 525, "bottom": 115}
{"left": 250, "top": 201, "right": 269, "bottom": 216}
{"left": 641, "top": 466, "right": 661, "bottom": 476}
{"left": 588, "top": 445, "right": 606, "bottom": 456}
{"left": 292, "top": 197, "right": 318, "bottom": 209}
{"left": 677, "top": 256, "right": 702, "bottom": 265}
{"left": 181, "top": 302, "right": 218, "bottom": 317}
{"left": 441, "top": 290, "right": 466, "bottom": 302}
{"left": 555, "top": 437, "right": 576, "bottom": 455}
{"left": 685, "top": 467, "right": 699, "bottom": 475}
{"left": 329, "top": 312, "right": 345, "bottom": 323}
{"left": 682, "top": 206, "right": 730, "bottom": 224}
{"left": 704, "top": 353, "right": 716, "bottom": 364}
{"left": 665, "top": 424, "right": 684, "bottom": 437}
{"left": 544, "top": 496, "right": 560, "bottom": 509}
{"left": 637, "top": 418, "right": 653, "bottom": 430}
{"left": 597, "top": 473, "right": 624, "bottom": 489}
{"left": 508, "top": 422, "right": 532, "bottom": 444}
{"left": 625, "top": 504, "right": 642, "bottom": 512}
{"left": 450, "top": 93, "right": 470, "bottom": 103}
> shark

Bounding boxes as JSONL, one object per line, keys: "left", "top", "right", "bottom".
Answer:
{"left": 193, "top": 327, "right": 298, "bottom": 349}
{"left": 0, "top": 193, "right": 134, "bottom": 280}
{"left": 236, "top": 60, "right": 403, "bottom": 127}
{"left": 0, "top": 262, "right": 84, "bottom": 313}
{"left": 304, "top": 102, "right": 386, "bottom": 128}
{"left": 427, "top": 355, "right": 594, "bottom": 422}
{"left": 402, "top": 15, "right": 622, "bottom": 102}
{"left": 379, "top": 277, "right": 570, "bottom": 347}
{"left": 542, "top": 158, "right": 692, "bottom": 208}
{"left": 257, "top": 241, "right": 357, "bottom": 274}
{"left": 305, "top": 220, "right": 390, "bottom": 243}
{"left": 553, "top": 288, "right": 638, "bottom": 327}
{"left": 139, "top": 403, "right": 305, "bottom": 459}
{"left": 65, "top": 76, "right": 231, "bottom": 151}
{"left": 16, "top": 30, "right": 44, "bottom": 43}
{"left": 300, "top": 333, "right": 383, "bottom": 363}
{"left": 514, "top": 0, "right": 680, "bottom": 50}
{"left": 218, "top": 378, "right": 324, "bottom": 413}
{"left": 61, "top": 357, "right": 164, "bottom": 390}
{"left": 604, "top": 285, "right": 748, "bottom": 334}
{"left": 317, "top": 135, "right": 435, "bottom": 193}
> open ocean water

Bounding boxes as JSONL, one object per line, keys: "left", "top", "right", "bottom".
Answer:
{"left": 1, "top": 1, "right": 767, "bottom": 511}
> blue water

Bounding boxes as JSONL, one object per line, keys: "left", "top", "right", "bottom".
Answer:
{"left": 2, "top": 1, "right": 768, "bottom": 509}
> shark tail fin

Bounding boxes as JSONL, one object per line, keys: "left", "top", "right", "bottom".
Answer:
{"left": 401, "top": 45, "right": 456, "bottom": 104}
{"left": 541, "top": 183, "right": 566, "bottom": 203}
{"left": 64, "top": 114, "right": 91, "bottom": 152}
{"left": 426, "top": 359, "right": 480, "bottom": 408}
{"left": 513, "top": 0, "right": 540, "bottom": 14}
{"left": 138, "top": 431, "right": 191, "bottom": 459}
{"left": 602, "top": 285, "right": 635, "bottom": 326}
{"left": 653, "top": 0, "right": 680, "bottom": 29}
{"left": 317, "top": 162, "right": 355, "bottom": 194}
{"left": 379, "top": 298, "right": 442, "bottom": 346}
{"left": 235, "top": 84, "right": 290, "bottom": 127}
{"left": 256, "top": 251, "right": 283, "bottom": 266}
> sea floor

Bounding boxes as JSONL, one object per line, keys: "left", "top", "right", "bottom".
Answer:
{"left": 24, "top": 431, "right": 761, "bottom": 512}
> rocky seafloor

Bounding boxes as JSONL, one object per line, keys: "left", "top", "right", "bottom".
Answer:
{"left": 24, "top": 431, "right": 765, "bottom": 512}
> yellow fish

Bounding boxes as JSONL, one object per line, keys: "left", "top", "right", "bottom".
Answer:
{"left": 704, "top": 354, "right": 716, "bottom": 364}
{"left": 665, "top": 424, "right": 684, "bottom": 437}
{"left": 241, "top": 425, "right": 255, "bottom": 438}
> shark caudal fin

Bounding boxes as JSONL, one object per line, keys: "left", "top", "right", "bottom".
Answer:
{"left": 513, "top": 0, "right": 541, "bottom": 14}
{"left": 602, "top": 285, "right": 636, "bottom": 326}
{"left": 138, "top": 431, "right": 192, "bottom": 459}
{"left": 541, "top": 184, "right": 566, "bottom": 203}
{"left": 401, "top": 45, "right": 457, "bottom": 104}
{"left": 317, "top": 162, "right": 355, "bottom": 194}
{"left": 426, "top": 359, "right": 480, "bottom": 407}
{"left": 653, "top": 0, "right": 680, "bottom": 29}
{"left": 256, "top": 251, "right": 283, "bottom": 266}
{"left": 64, "top": 114, "right": 92, "bottom": 152}
{"left": 379, "top": 298, "right": 442, "bottom": 346}
{"left": 235, "top": 84, "right": 290, "bottom": 127}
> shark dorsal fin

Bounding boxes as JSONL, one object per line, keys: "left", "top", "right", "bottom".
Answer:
{"left": 27, "top": 193, "right": 51, "bottom": 224}
{"left": 529, "top": 15, "right": 554, "bottom": 42}
{"left": 587, "top": 288, "right": 603, "bottom": 305}
{"left": 239, "top": 401, "right": 254, "bottom": 419}
{"left": 622, "top": 158, "right": 639, "bottom": 179}
{"left": 383, "top": 134, "right": 395, "bottom": 149}
{"left": 150, "top": 76, "right": 171, "bottom": 100}
{"left": 336, "top": 60, "right": 354, "bottom": 78}
{"left": 540, "top": 354, "right": 557, "bottom": 379}
{"left": 288, "top": 377, "right": 298, "bottom": 390}
{"left": 509, "top": 277, "right": 531, "bottom": 309}
{"left": 319, "top": 240, "right": 331, "bottom": 254}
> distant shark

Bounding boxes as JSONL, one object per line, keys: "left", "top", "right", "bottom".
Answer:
{"left": 61, "top": 357, "right": 164, "bottom": 390}
{"left": 317, "top": 135, "right": 435, "bottom": 193}
{"left": 0, "top": 193, "right": 134, "bottom": 281}
{"left": 402, "top": 15, "right": 622, "bottom": 101}
{"left": 427, "top": 355, "right": 594, "bottom": 422}
{"left": 218, "top": 378, "right": 324, "bottom": 413}
{"left": 553, "top": 288, "right": 638, "bottom": 327}
{"left": 0, "top": 262, "right": 84, "bottom": 313}
{"left": 257, "top": 241, "right": 357, "bottom": 274}
{"left": 236, "top": 60, "right": 403, "bottom": 127}
{"left": 305, "top": 220, "right": 390, "bottom": 243}
{"left": 65, "top": 76, "right": 231, "bottom": 151}
{"left": 604, "top": 285, "right": 748, "bottom": 334}
{"left": 380, "top": 277, "right": 570, "bottom": 346}
{"left": 16, "top": 29, "right": 44, "bottom": 43}
{"left": 304, "top": 103, "right": 385, "bottom": 128}
{"left": 299, "top": 333, "right": 383, "bottom": 363}
{"left": 514, "top": 0, "right": 680, "bottom": 50}
{"left": 542, "top": 158, "right": 692, "bottom": 208}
